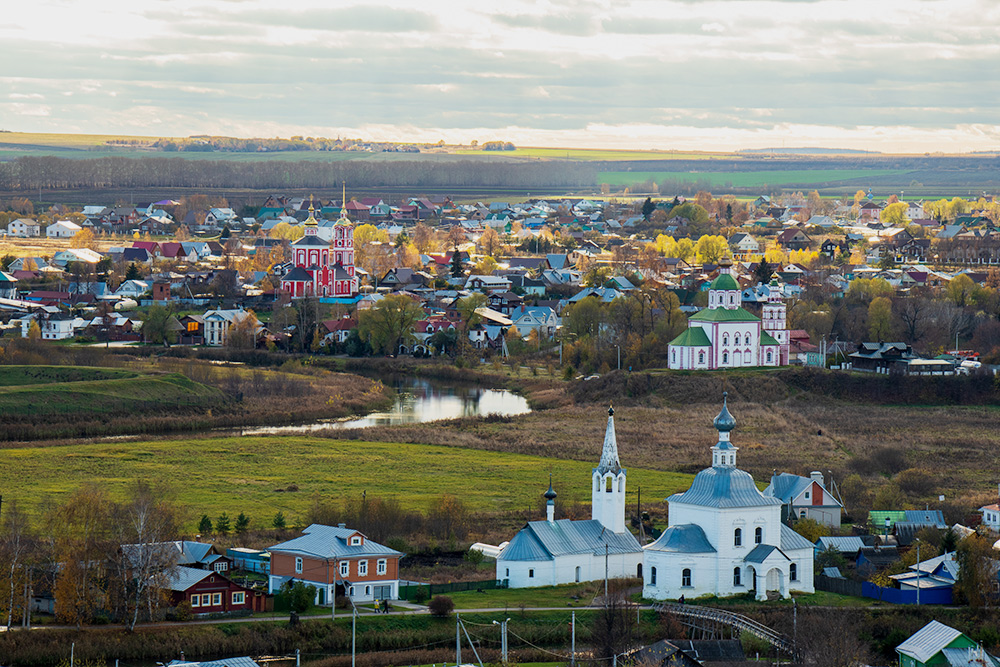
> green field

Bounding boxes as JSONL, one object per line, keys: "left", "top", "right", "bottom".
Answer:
{"left": 0, "top": 365, "right": 139, "bottom": 387}
{"left": 456, "top": 147, "right": 720, "bottom": 160}
{"left": 0, "top": 436, "right": 694, "bottom": 527}
{"left": 597, "top": 168, "right": 908, "bottom": 188}
{"left": 0, "top": 370, "right": 223, "bottom": 416}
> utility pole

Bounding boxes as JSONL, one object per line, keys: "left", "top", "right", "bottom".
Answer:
{"left": 571, "top": 612, "right": 576, "bottom": 667}
{"left": 351, "top": 607, "right": 357, "bottom": 667}
{"left": 604, "top": 544, "right": 609, "bottom": 601}
{"left": 456, "top": 614, "right": 462, "bottom": 666}
{"left": 916, "top": 539, "right": 921, "bottom": 606}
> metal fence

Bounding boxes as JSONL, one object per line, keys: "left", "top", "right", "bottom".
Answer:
{"left": 815, "top": 574, "right": 953, "bottom": 605}
{"left": 814, "top": 574, "right": 864, "bottom": 597}
{"left": 398, "top": 579, "right": 505, "bottom": 601}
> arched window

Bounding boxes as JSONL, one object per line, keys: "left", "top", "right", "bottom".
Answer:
{"left": 637, "top": 563, "right": 643, "bottom": 579}
{"left": 790, "top": 563, "right": 798, "bottom": 581}
{"left": 575, "top": 566, "right": 581, "bottom": 582}
{"left": 734, "top": 567, "right": 742, "bottom": 587}
{"left": 682, "top": 569, "right": 691, "bottom": 587}
{"left": 698, "top": 351, "right": 705, "bottom": 364}
{"left": 723, "top": 334, "right": 729, "bottom": 346}
{"left": 729, "top": 294, "right": 735, "bottom": 304}
{"left": 767, "top": 350, "right": 773, "bottom": 363}
{"left": 651, "top": 567, "right": 657, "bottom": 586}
{"left": 734, "top": 528, "right": 742, "bottom": 547}
{"left": 723, "top": 352, "right": 729, "bottom": 364}
{"left": 605, "top": 476, "right": 613, "bottom": 492}
{"left": 734, "top": 333, "right": 740, "bottom": 346}
{"left": 755, "top": 527, "right": 763, "bottom": 544}
{"left": 672, "top": 349, "right": 677, "bottom": 364}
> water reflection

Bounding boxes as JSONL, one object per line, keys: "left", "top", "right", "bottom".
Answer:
{"left": 239, "top": 376, "right": 530, "bottom": 435}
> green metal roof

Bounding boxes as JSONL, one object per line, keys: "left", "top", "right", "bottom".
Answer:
{"left": 669, "top": 327, "right": 712, "bottom": 347}
{"left": 689, "top": 306, "right": 760, "bottom": 323}
{"left": 760, "top": 331, "right": 779, "bottom": 345}
{"left": 709, "top": 273, "right": 740, "bottom": 290}
{"left": 869, "top": 510, "right": 907, "bottom": 528}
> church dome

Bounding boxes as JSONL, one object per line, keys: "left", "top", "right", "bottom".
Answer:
{"left": 668, "top": 466, "right": 781, "bottom": 509}
{"left": 544, "top": 478, "right": 557, "bottom": 501}
{"left": 713, "top": 392, "right": 736, "bottom": 432}
{"left": 709, "top": 273, "right": 740, "bottom": 291}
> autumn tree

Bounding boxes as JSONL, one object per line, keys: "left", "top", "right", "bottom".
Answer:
{"left": 49, "top": 486, "right": 113, "bottom": 627}
{"left": 479, "top": 227, "right": 501, "bottom": 257}
{"left": 412, "top": 222, "right": 433, "bottom": 254}
{"left": 868, "top": 297, "right": 893, "bottom": 340}
{"left": 72, "top": 227, "right": 98, "bottom": 250}
{"left": 947, "top": 273, "right": 976, "bottom": 307}
{"left": 358, "top": 293, "right": 425, "bottom": 355}
{"left": 474, "top": 255, "right": 498, "bottom": 275}
{"left": 880, "top": 202, "right": 909, "bottom": 226}
{"left": 141, "top": 304, "right": 177, "bottom": 346}
{"left": 695, "top": 235, "right": 729, "bottom": 265}
{"left": 227, "top": 310, "right": 259, "bottom": 350}
{"left": 954, "top": 533, "right": 998, "bottom": 608}
{"left": 456, "top": 293, "right": 486, "bottom": 332}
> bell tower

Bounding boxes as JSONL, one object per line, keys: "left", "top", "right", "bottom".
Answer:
{"left": 592, "top": 405, "right": 627, "bottom": 533}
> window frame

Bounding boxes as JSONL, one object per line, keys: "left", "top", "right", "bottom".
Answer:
{"left": 377, "top": 559, "right": 387, "bottom": 575}
{"left": 734, "top": 567, "right": 742, "bottom": 587}
{"left": 734, "top": 527, "right": 742, "bottom": 547}
{"left": 358, "top": 560, "right": 368, "bottom": 577}
{"left": 232, "top": 591, "right": 245, "bottom": 605}
{"left": 211, "top": 593, "right": 222, "bottom": 607}
{"left": 755, "top": 527, "right": 763, "bottom": 545}
{"left": 682, "top": 568, "right": 692, "bottom": 587}
{"left": 340, "top": 561, "right": 350, "bottom": 577}
{"left": 790, "top": 563, "right": 798, "bottom": 581}
{"left": 191, "top": 594, "right": 200, "bottom": 607}
{"left": 295, "top": 557, "right": 303, "bottom": 574}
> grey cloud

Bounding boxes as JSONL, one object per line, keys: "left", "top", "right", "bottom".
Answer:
{"left": 491, "top": 12, "right": 600, "bottom": 36}
{"left": 162, "top": 5, "right": 440, "bottom": 34}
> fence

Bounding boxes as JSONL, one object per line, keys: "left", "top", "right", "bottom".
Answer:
{"left": 815, "top": 574, "right": 952, "bottom": 605}
{"left": 398, "top": 579, "right": 505, "bottom": 601}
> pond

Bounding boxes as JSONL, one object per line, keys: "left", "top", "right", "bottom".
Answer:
{"left": 237, "top": 375, "right": 531, "bottom": 436}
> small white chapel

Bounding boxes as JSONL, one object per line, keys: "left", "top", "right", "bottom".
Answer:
{"left": 493, "top": 406, "right": 644, "bottom": 588}
{"left": 643, "top": 394, "right": 815, "bottom": 601}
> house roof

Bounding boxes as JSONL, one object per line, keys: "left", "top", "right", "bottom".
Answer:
{"left": 941, "top": 648, "right": 1000, "bottom": 667}
{"left": 815, "top": 536, "right": 866, "bottom": 553}
{"left": 780, "top": 524, "right": 816, "bottom": 551}
{"left": 643, "top": 524, "right": 716, "bottom": 554}
{"left": 163, "top": 566, "right": 213, "bottom": 592}
{"left": 669, "top": 327, "right": 712, "bottom": 348}
{"left": 498, "top": 519, "right": 642, "bottom": 562}
{"left": 669, "top": 466, "right": 781, "bottom": 509}
{"left": 897, "top": 621, "right": 966, "bottom": 664}
{"left": 168, "top": 658, "right": 261, "bottom": 667}
{"left": 744, "top": 544, "right": 789, "bottom": 564}
{"left": 268, "top": 524, "right": 403, "bottom": 559}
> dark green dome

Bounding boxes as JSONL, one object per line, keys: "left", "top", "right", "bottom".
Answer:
{"left": 710, "top": 273, "right": 740, "bottom": 291}
{"left": 714, "top": 392, "right": 736, "bottom": 432}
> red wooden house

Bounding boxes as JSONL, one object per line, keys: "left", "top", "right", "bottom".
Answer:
{"left": 165, "top": 566, "right": 270, "bottom": 615}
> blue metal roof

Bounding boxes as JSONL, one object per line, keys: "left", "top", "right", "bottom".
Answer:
{"left": 764, "top": 473, "right": 812, "bottom": 502}
{"left": 669, "top": 467, "right": 781, "bottom": 509}
{"left": 744, "top": 544, "right": 789, "bottom": 564}
{"left": 814, "top": 536, "right": 866, "bottom": 553}
{"left": 780, "top": 524, "right": 816, "bottom": 551}
{"left": 904, "top": 510, "right": 947, "bottom": 529}
{"left": 168, "top": 658, "right": 261, "bottom": 667}
{"left": 643, "top": 524, "right": 716, "bottom": 554}
{"left": 163, "top": 566, "right": 212, "bottom": 592}
{"left": 822, "top": 567, "right": 844, "bottom": 579}
{"left": 941, "top": 648, "right": 1000, "bottom": 667}
{"left": 498, "top": 519, "right": 642, "bottom": 561}
{"left": 268, "top": 524, "right": 404, "bottom": 559}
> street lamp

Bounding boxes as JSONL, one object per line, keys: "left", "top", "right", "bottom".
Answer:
{"left": 884, "top": 516, "right": 891, "bottom": 541}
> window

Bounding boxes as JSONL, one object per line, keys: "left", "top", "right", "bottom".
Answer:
{"left": 350, "top": 536, "right": 362, "bottom": 546}
{"left": 191, "top": 594, "right": 200, "bottom": 607}
{"left": 805, "top": 491, "right": 810, "bottom": 499}
{"left": 505, "top": 568, "right": 510, "bottom": 577}
{"left": 723, "top": 352, "right": 729, "bottom": 364}
{"left": 365, "top": 586, "right": 370, "bottom": 596}
{"left": 734, "top": 568, "right": 742, "bottom": 587}
{"left": 377, "top": 559, "right": 387, "bottom": 575}
{"left": 651, "top": 567, "right": 657, "bottom": 586}
{"left": 698, "top": 351, "right": 705, "bottom": 364}
{"left": 214, "top": 562, "right": 227, "bottom": 572}
{"left": 606, "top": 476, "right": 613, "bottom": 492}
{"left": 211, "top": 593, "right": 222, "bottom": 606}
{"left": 790, "top": 563, "right": 798, "bottom": 581}
{"left": 734, "top": 334, "right": 740, "bottom": 346}
{"left": 340, "top": 561, "right": 349, "bottom": 577}
{"left": 295, "top": 557, "right": 303, "bottom": 574}
{"left": 799, "top": 509, "right": 807, "bottom": 518}
{"left": 637, "top": 564, "right": 643, "bottom": 578}
{"left": 766, "top": 350, "right": 773, "bottom": 363}
{"left": 682, "top": 569, "right": 692, "bottom": 587}
{"left": 232, "top": 591, "right": 245, "bottom": 605}
{"left": 528, "top": 569, "right": 534, "bottom": 578}
{"left": 672, "top": 350, "right": 676, "bottom": 364}
{"left": 723, "top": 334, "right": 729, "bottom": 346}
{"left": 358, "top": 560, "right": 368, "bottom": 576}
{"left": 350, "top": 586, "right": 355, "bottom": 596}
{"left": 576, "top": 566, "right": 581, "bottom": 582}
{"left": 734, "top": 528, "right": 742, "bottom": 547}
{"left": 755, "top": 527, "right": 763, "bottom": 545}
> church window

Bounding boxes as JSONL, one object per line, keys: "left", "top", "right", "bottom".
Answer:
{"left": 637, "top": 564, "right": 642, "bottom": 578}
{"left": 723, "top": 334, "right": 729, "bottom": 346}
{"left": 682, "top": 569, "right": 691, "bottom": 587}
{"left": 729, "top": 294, "right": 735, "bottom": 304}
{"left": 734, "top": 568, "right": 742, "bottom": 587}
{"left": 722, "top": 352, "right": 729, "bottom": 364}
{"left": 734, "top": 528, "right": 742, "bottom": 547}
{"left": 650, "top": 567, "right": 657, "bottom": 586}
{"left": 528, "top": 569, "right": 534, "bottom": 579}
{"left": 767, "top": 350, "right": 773, "bottom": 363}
{"left": 575, "top": 566, "right": 581, "bottom": 582}
{"left": 734, "top": 334, "right": 740, "bottom": 346}
{"left": 672, "top": 350, "right": 677, "bottom": 364}
{"left": 698, "top": 351, "right": 705, "bottom": 364}
{"left": 790, "top": 564, "right": 798, "bottom": 581}
{"left": 755, "top": 527, "right": 763, "bottom": 545}
{"left": 606, "top": 476, "right": 613, "bottom": 492}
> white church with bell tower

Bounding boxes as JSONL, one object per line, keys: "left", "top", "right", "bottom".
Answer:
{"left": 493, "top": 406, "right": 643, "bottom": 588}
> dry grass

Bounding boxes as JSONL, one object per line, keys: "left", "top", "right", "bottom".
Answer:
{"left": 0, "top": 235, "right": 126, "bottom": 258}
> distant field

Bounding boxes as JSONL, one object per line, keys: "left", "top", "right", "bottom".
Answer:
{"left": 0, "top": 365, "right": 139, "bottom": 387}
{"left": 0, "top": 131, "right": 161, "bottom": 149}
{"left": 456, "top": 147, "right": 721, "bottom": 161}
{"left": 597, "top": 168, "right": 909, "bottom": 187}
{"left": 0, "top": 370, "right": 224, "bottom": 416}
{"left": 0, "top": 436, "right": 694, "bottom": 528}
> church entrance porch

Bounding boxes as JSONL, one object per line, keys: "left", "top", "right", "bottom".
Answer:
{"left": 765, "top": 567, "right": 787, "bottom": 600}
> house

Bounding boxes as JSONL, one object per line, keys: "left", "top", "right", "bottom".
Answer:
{"left": 115, "top": 280, "right": 151, "bottom": 298}
{"left": 7, "top": 256, "right": 47, "bottom": 272}
{"left": 729, "top": 233, "right": 760, "bottom": 258}
{"left": 267, "top": 524, "right": 405, "bottom": 604}
{"left": 8, "top": 218, "right": 40, "bottom": 237}
{"left": 980, "top": 503, "right": 1000, "bottom": 531}
{"left": 856, "top": 545, "right": 900, "bottom": 575}
{"left": 0, "top": 271, "right": 17, "bottom": 299}
{"left": 643, "top": 396, "right": 815, "bottom": 601}
{"left": 890, "top": 552, "right": 959, "bottom": 591}
{"left": 494, "top": 407, "right": 643, "bottom": 588}
{"left": 39, "top": 313, "right": 87, "bottom": 340}
{"left": 763, "top": 471, "right": 843, "bottom": 527}
{"left": 776, "top": 228, "right": 812, "bottom": 250}
{"left": 164, "top": 566, "right": 268, "bottom": 615}
{"left": 321, "top": 317, "right": 358, "bottom": 345}
{"left": 487, "top": 291, "right": 523, "bottom": 316}
{"left": 465, "top": 274, "right": 512, "bottom": 293}
{"left": 896, "top": 621, "right": 995, "bottom": 667}
{"left": 178, "top": 315, "right": 205, "bottom": 345}
{"left": 510, "top": 306, "right": 560, "bottom": 338}
{"left": 47, "top": 220, "right": 82, "bottom": 238}
{"left": 849, "top": 342, "right": 918, "bottom": 373}
{"left": 203, "top": 308, "right": 259, "bottom": 347}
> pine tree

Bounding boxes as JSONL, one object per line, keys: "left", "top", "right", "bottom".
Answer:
{"left": 215, "top": 512, "right": 231, "bottom": 535}
{"left": 273, "top": 511, "right": 286, "bottom": 529}
{"left": 754, "top": 259, "right": 773, "bottom": 285}
{"left": 641, "top": 197, "right": 655, "bottom": 220}
{"left": 450, "top": 246, "right": 464, "bottom": 278}
{"left": 235, "top": 512, "right": 250, "bottom": 534}
{"left": 125, "top": 263, "right": 141, "bottom": 281}
{"left": 198, "top": 514, "right": 213, "bottom": 535}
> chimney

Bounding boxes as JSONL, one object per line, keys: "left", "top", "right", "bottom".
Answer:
{"left": 810, "top": 471, "right": 825, "bottom": 488}
{"left": 338, "top": 523, "right": 346, "bottom": 529}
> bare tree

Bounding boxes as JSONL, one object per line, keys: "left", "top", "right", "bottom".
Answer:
{"left": 796, "top": 609, "right": 872, "bottom": 667}
{"left": 591, "top": 580, "right": 639, "bottom": 664}
{"left": 0, "top": 499, "right": 35, "bottom": 629}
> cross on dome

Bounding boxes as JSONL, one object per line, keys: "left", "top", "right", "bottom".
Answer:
{"left": 711, "top": 392, "right": 739, "bottom": 468}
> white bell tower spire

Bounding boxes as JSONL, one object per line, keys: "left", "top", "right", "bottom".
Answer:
{"left": 592, "top": 404, "right": 627, "bottom": 533}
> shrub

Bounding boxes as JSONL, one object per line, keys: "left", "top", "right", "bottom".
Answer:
{"left": 896, "top": 468, "right": 935, "bottom": 496}
{"left": 412, "top": 586, "right": 430, "bottom": 604}
{"left": 427, "top": 595, "right": 454, "bottom": 617}
{"left": 281, "top": 580, "right": 315, "bottom": 613}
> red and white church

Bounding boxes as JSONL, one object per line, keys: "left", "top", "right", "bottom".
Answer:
{"left": 280, "top": 201, "right": 359, "bottom": 299}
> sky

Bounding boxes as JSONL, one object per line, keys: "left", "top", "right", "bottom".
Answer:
{"left": 2, "top": 0, "right": 999, "bottom": 153}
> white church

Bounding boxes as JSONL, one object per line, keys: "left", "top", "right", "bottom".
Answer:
{"left": 643, "top": 394, "right": 815, "bottom": 601}
{"left": 667, "top": 257, "right": 789, "bottom": 370}
{"left": 494, "top": 406, "right": 644, "bottom": 588}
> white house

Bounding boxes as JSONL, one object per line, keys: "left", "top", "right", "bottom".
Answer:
{"left": 8, "top": 218, "right": 40, "bottom": 237}
{"left": 643, "top": 395, "right": 815, "bottom": 601}
{"left": 980, "top": 503, "right": 1000, "bottom": 532}
{"left": 203, "top": 308, "right": 258, "bottom": 346}
{"left": 115, "top": 280, "right": 151, "bottom": 298}
{"left": 667, "top": 258, "right": 786, "bottom": 369}
{"left": 764, "top": 471, "right": 844, "bottom": 528}
{"left": 39, "top": 313, "right": 87, "bottom": 340}
{"left": 510, "top": 306, "right": 560, "bottom": 339}
{"left": 495, "top": 406, "right": 643, "bottom": 588}
{"left": 729, "top": 233, "right": 760, "bottom": 257}
{"left": 47, "top": 220, "right": 82, "bottom": 238}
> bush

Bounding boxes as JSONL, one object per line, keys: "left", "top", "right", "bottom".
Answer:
{"left": 280, "top": 580, "right": 315, "bottom": 613}
{"left": 412, "top": 586, "right": 430, "bottom": 604}
{"left": 427, "top": 595, "right": 454, "bottom": 617}
{"left": 896, "top": 468, "right": 935, "bottom": 496}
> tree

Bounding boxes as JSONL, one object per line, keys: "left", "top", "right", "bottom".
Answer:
{"left": 281, "top": 580, "right": 315, "bottom": 613}
{"left": 358, "top": 293, "right": 425, "bottom": 355}
{"left": 880, "top": 202, "right": 909, "bottom": 226}
{"left": 695, "top": 235, "right": 729, "bottom": 265}
{"left": 26, "top": 320, "right": 41, "bottom": 341}
{"left": 565, "top": 296, "right": 604, "bottom": 339}
{"left": 947, "top": 273, "right": 976, "bottom": 307}
{"left": 273, "top": 512, "right": 286, "bottom": 530}
{"left": 427, "top": 595, "right": 454, "bottom": 617}
{"left": 798, "top": 609, "right": 872, "bottom": 667}
{"left": 753, "top": 260, "right": 772, "bottom": 285}
{"left": 412, "top": 223, "right": 433, "bottom": 254}
{"left": 220, "top": 224, "right": 231, "bottom": 240}
{"left": 50, "top": 486, "right": 113, "bottom": 627}
{"left": 235, "top": 513, "right": 250, "bottom": 534}
{"left": 456, "top": 293, "right": 486, "bottom": 331}
{"left": 0, "top": 499, "right": 34, "bottom": 629}
{"left": 227, "top": 310, "right": 259, "bottom": 350}
{"left": 954, "top": 534, "right": 997, "bottom": 608}
{"left": 141, "top": 304, "right": 177, "bottom": 346}
{"left": 198, "top": 515, "right": 213, "bottom": 534}
{"left": 73, "top": 228, "right": 97, "bottom": 250}
{"left": 591, "top": 582, "right": 638, "bottom": 664}
{"left": 215, "top": 513, "right": 231, "bottom": 536}
{"left": 479, "top": 227, "right": 501, "bottom": 257}
{"left": 450, "top": 247, "right": 464, "bottom": 278}
{"left": 473, "top": 255, "right": 498, "bottom": 275}
{"left": 125, "top": 263, "right": 141, "bottom": 281}
{"left": 868, "top": 297, "right": 893, "bottom": 340}
{"left": 793, "top": 517, "right": 829, "bottom": 543}
{"left": 641, "top": 197, "right": 655, "bottom": 220}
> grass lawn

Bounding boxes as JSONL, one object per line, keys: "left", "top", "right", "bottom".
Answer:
{"left": 0, "top": 436, "right": 694, "bottom": 529}
{"left": 597, "top": 169, "right": 908, "bottom": 188}
{"left": 448, "top": 581, "right": 605, "bottom": 610}
{"left": 668, "top": 589, "right": 878, "bottom": 608}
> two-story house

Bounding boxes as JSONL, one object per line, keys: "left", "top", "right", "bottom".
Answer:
{"left": 763, "top": 471, "right": 844, "bottom": 528}
{"left": 268, "top": 524, "right": 404, "bottom": 604}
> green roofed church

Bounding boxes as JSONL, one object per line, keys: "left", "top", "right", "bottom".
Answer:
{"left": 668, "top": 257, "right": 788, "bottom": 370}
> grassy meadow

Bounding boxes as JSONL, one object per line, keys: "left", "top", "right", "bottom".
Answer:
{"left": 597, "top": 168, "right": 908, "bottom": 188}
{"left": 0, "top": 435, "right": 694, "bottom": 528}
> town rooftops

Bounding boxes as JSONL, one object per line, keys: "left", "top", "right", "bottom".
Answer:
{"left": 163, "top": 566, "right": 214, "bottom": 592}
{"left": 268, "top": 524, "right": 403, "bottom": 559}
{"left": 498, "top": 519, "right": 641, "bottom": 561}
